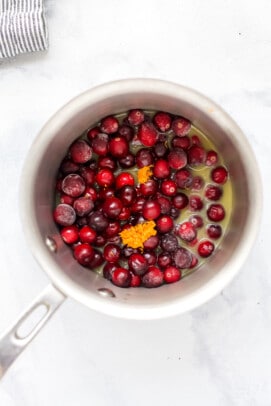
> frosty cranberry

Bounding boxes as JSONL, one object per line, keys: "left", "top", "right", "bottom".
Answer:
{"left": 118, "top": 207, "right": 131, "bottom": 221}
{"left": 102, "top": 197, "right": 123, "bottom": 218}
{"left": 154, "top": 142, "right": 168, "bottom": 158}
{"left": 127, "top": 109, "right": 145, "bottom": 126}
{"left": 157, "top": 252, "right": 172, "bottom": 268}
{"left": 96, "top": 169, "right": 115, "bottom": 187}
{"left": 70, "top": 140, "right": 92, "bottom": 164}
{"left": 98, "top": 156, "right": 117, "bottom": 171}
{"left": 153, "top": 159, "right": 170, "bottom": 179}
{"left": 60, "top": 225, "right": 79, "bottom": 244}
{"left": 156, "top": 215, "right": 174, "bottom": 233}
{"left": 172, "top": 193, "right": 189, "bottom": 209}
{"left": 62, "top": 174, "right": 86, "bottom": 197}
{"left": 79, "top": 167, "right": 96, "bottom": 185}
{"left": 128, "top": 253, "right": 148, "bottom": 276}
{"left": 108, "top": 136, "right": 129, "bottom": 158}
{"left": 92, "top": 133, "right": 109, "bottom": 156}
{"left": 171, "top": 136, "right": 190, "bottom": 150}
{"left": 172, "top": 117, "right": 191, "bottom": 136}
{"left": 157, "top": 195, "right": 171, "bottom": 214}
{"left": 117, "top": 186, "right": 137, "bottom": 207}
{"left": 168, "top": 148, "right": 187, "bottom": 169}
{"left": 142, "top": 200, "right": 161, "bottom": 220}
{"left": 206, "top": 150, "right": 218, "bottom": 166}
{"left": 73, "top": 243, "right": 94, "bottom": 266}
{"left": 60, "top": 159, "right": 80, "bottom": 175}
{"left": 174, "top": 169, "right": 193, "bottom": 188}
{"left": 73, "top": 197, "right": 94, "bottom": 216}
{"left": 112, "top": 267, "right": 131, "bottom": 287}
{"left": 143, "top": 235, "right": 159, "bottom": 250}
{"left": 207, "top": 204, "right": 225, "bottom": 222}
{"left": 192, "top": 176, "right": 204, "bottom": 190}
{"left": 115, "top": 172, "right": 135, "bottom": 189}
{"left": 100, "top": 115, "right": 119, "bottom": 134}
{"left": 188, "top": 145, "right": 206, "bottom": 166}
{"left": 103, "top": 262, "right": 119, "bottom": 280}
{"left": 54, "top": 204, "right": 76, "bottom": 226}
{"left": 164, "top": 266, "right": 181, "bottom": 284}
{"left": 130, "top": 274, "right": 141, "bottom": 287}
{"left": 88, "top": 249, "right": 104, "bottom": 269}
{"left": 189, "top": 215, "right": 203, "bottom": 229}
{"left": 119, "top": 153, "right": 135, "bottom": 168}
{"left": 177, "top": 221, "right": 197, "bottom": 242}
{"left": 211, "top": 166, "right": 228, "bottom": 184}
{"left": 87, "top": 126, "right": 100, "bottom": 141}
{"left": 189, "top": 195, "right": 203, "bottom": 211}
{"left": 103, "top": 244, "right": 121, "bottom": 263}
{"left": 142, "top": 266, "right": 164, "bottom": 288}
{"left": 205, "top": 185, "right": 222, "bottom": 201}
{"left": 118, "top": 124, "right": 134, "bottom": 141}
{"left": 138, "top": 122, "right": 158, "bottom": 147}
{"left": 88, "top": 211, "right": 109, "bottom": 232}
{"left": 161, "top": 179, "right": 177, "bottom": 196}
{"left": 207, "top": 224, "right": 222, "bottom": 239}
{"left": 143, "top": 252, "right": 157, "bottom": 265}
{"left": 191, "top": 135, "right": 201, "bottom": 145}
{"left": 79, "top": 225, "right": 96, "bottom": 243}
{"left": 172, "top": 247, "right": 193, "bottom": 268}
{"left": 153, "top": 111, "right": 172, "bottom": 132}
{"left": 135, "top": 148, "right": 154, "bottom": 168}
{"left": 139, "top": 180, "right": 158, "bottom": 197}
{"left": 198, "top": 240, "right": 214, "bottom": 257}
{"left": 160, "top": 233, "right": 178, "bottom": 252}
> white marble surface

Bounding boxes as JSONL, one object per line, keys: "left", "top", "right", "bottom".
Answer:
{"left": 0, "top": 0, "right": 271, "bottom": 404}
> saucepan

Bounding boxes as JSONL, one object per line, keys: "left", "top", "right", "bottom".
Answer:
{"left": 0, "top": 79, "right": 262, "bottom": 378}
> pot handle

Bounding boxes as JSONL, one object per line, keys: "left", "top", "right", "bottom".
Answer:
{"left": 0, "top": 283, "right": 66, "bottom": 379}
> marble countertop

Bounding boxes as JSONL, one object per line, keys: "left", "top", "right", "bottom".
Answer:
{"left": 0, "top": 0, "right": 270, "bottom": 404}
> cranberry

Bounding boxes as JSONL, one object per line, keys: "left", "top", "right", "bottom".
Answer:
{"left": 88, "top": 211, "right": 109, "bottom": 232}
{"left": 207, "top": 224, "right": 222, "bottom": 239}
{"left": 103, "top": 244, "right": 121, "bottom": 263}
{"left": 102, "top": 197, "right": 123, "bottom": 219}
{"left": 205, "top": 185, "right": 222, "bottom": 201}
{"left": 172, "top": 117, "right": 191, "bottom": 136}
{"left": 143, "top": 252, "right": 157, "bottom": 265}
{"left": 164, "top": 266, "right": 181, "bottom": 283}
{"left": 62, "top": 174, "right": 86, "bottom": 197}
{"left": 92, "top": 133, "right": 109, "bottom": 156}
{"left": 73, "top": 243, "right": 94, "bottom": 266}
{"left": 60, "top": 159, "right": 79, "bottom": 175}
{"left": 73, "top": 197, "right": 94, "bottom": 216}
{"left": 153, "top": 112, "right": 172, "bottom": 132}
{"left": 87, "top": 126, "right": 100, "bottom": 141}
{"left": 100, "top": 115, "right": 119, "bottom": 134}
{"left": 60, "top": 194, "right": 74, "bottom": 205}
{"left": 122, "top": 246, "right": 139, "bottom": 258}
{"left": 189, "top": 215, "right": 203, "bottom": 229}
{"left": 190, "top": 255, "right": 199, "bottom": 268}
{"left": 79, "top": 167, "right": 96, "bottom": 185}
{"left": 207, "top": 204, "right": 225, "bottom": 222}
{"left": 142, "top": 200, "right": 161, "bottom": 220}
{"left": 108, "top": 136, "right": 129, "bottom": 158}
{"left": 115, "top": 172, "right": 135, "bottom": 189}
{"left": 98, "top": 156, "right": 117, "bottom": 171}
{"left": 84, "top": 186, "right": 98, "bottom": 201}
{"left": 88, "top": 249, "right": 104, "bottom": 269}
{"left": 142, "top": 266, "right": 164, "bottom": 288}
{"left": 154, "top": 142, "right": 168, "bottom": 158}
{"left": 174, "top": 169, "right": 193, "bottom": 189}
{"left": 118, "top": 124, "right": 134, "bottom": 141}
{"left": 156, "top": 215, "right": 174, "bottom": 233}
{"left": 192, "top": 176, "right": 204, "bottom": 190}
{"left": 96, "top": 168, "right": 115, "bottom": 187}
{"left": 112, "top": 267, "right": 131, "bottom": 287}
{"left": 127, "top": 109, "right": 145, "bottom": 126}
{"left": 173, "top": 247, "right": 193, "bottom": 268}
{"left": 76, "top": 217, "right": 88, "bottom": 227}
{"left": 103, "top": 262, "right": 119, "bottom": 280}
{"left": 70, "top": 140, "right": 92, "bottom": 164}
{"left": 161, "top": 179, "right": 177, "bottom": 197}
{"left": 177, "top": 221, "right": 197, "bottom": 242}
{"left": 119, "top": 153, "right": 135, "bottom": 168}
{"left": 143, "top": 235, "right": 159, "bottom": 250}
{"left": 107, "top": 235, "right": 121, "bottom": 245}
{"left": 160, "top": 233, "right": 178, "bottom": 252}
{"left": 60, "top": 225, "right": 79, "bottom": 244}
{"left": 131, "top": 197, "right": 146, "bottom": 213}
{"left": 98, "top": 188, "right": 115, "bottom": 201}
{"left": 153, "top": 159, "right": 170, "bottom": 179}
{"left": 138, "top": 122, "right": 158, "bottom": 147}
{"left": 56, "top": 178, "right": 63, "bottom": 192}
{"left": 94, "top": 234, "right": 107, "bottom": 247}
{"left": 157, "top": 252, "right": 172, "bottom": 268}
{"left": 118, "top": 207, "right": 131, "bottom": 221}
{"left": 139, "top": 180, "right": 158, "bottom": 197}
{"left": 198, "top": 240, "right": 214, "bottom": 257}
{"left": 54, "top": 204, "right": 76, "bottom": 226}
{"left": 105, "top": 221, "right": 121, "bottom": 237}
{"left": 172, "top": 193, "right": 189, "bottom": 209}
{"left": 191, "top": 135, "right": 201, "bottom": 145}
{"left": 211, "top": 166, "right": 228, "bottom": 184}
{"left": 206, "top": 150, "right": 218, "bottom": 166}
{"left": 171, "top": 136, "right": 190, "bottom": 150}
{"left": 79, "top": 225, "right": 97, "bottom": 243}
{"left": 135, "top": 148, "right": 154, "bottom": 168}
{"left": 156, "top": 195, "right": 171, "bottom": 214}
{"left": 188, "top": 145, "right": 206, "bottom": 166}
{"left": 128, "top": 253, "right": 148, "bottom": 275}
{"left": 168, "top": 148, "right": 187, "bottom": 170}
{"left": 118, "top": 185, "right": 137, "bottom": 207}
{"left": 130, "top": 274, "right": 141, "bottom": 287}
{"left": 170, "top": 207, "right": 181, "bottom": 219}
{"left": 189, "top": 195, "right": 203, "bottom": 211}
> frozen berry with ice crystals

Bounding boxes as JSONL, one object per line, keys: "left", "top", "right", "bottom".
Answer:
{"left": 70, "top": 140, "right": 92, "bottom": 164}
{"left": 207, "top": 204, "right": 225, "bottom": 222}
{"left": 189, "top": 195, "right": 203, "bottom": 211}
{"left": 172, "top": 117, "right": 191, "bottom": 136}
{"left": 138, "top": 122, "right": 158, "bottom": 147}
{"left": 173, "top": 247, "right": 193, "bottom": 269}
{"left": 211, "top": 166, "right": 228, "bottom": 184}
{"left": 188, "top": 145, "right": 206, "bottom": 166}
{"left": 205, "top": 185, "right": 222, "bottom": 201}
{"left": 168, "top": 148, "right": 187, "bottom": 170}
{"left": 62, "top": 174, "right": 86, "bottom": 197}
{"left": 54, "top": 204, "right": 76, "bottom": 226}
{"left": 153, "top": 111, "right": 172, "bottom": 132}
{"left": 177, "top": 221, "right": 197, "bottom": 242}
{"left": 60, "top": 159, "right": 80, "bottom": 175}
{"left": 198, "top": 240, "right": 214, "bottom": 257}
{"left": 60, "top": 225, "right": 79, "bottom": 244}
{"left": 160, "top": 233, "right": 178, "bottom": 252}
{"left": 127, "top": 109, "right": 145, "bottom": 126}
{"left": 100, "top": 116, "right": 119, "bottom": 134}
{"left": 171, "top": 136, "right": 190, "bottom": 150}
{"left": 142, "top": 266, "right": 164, "bottom": 288}
{"left": 92, "top": 133, "right": 109, "bottom": 156}
{"left": 157, "top": 195, "right": 171, "bottom": 214}
{"left": 164, "top": 266, "right": 181, "bottom": 284}
{"left": 174, "top": 169, "right": 193, "bottom": 189}
{"left": 73, "top": 196, "right": 94, "bottom": 216}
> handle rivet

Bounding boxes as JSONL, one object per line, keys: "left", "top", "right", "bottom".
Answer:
{"left": 45, "top": 236, "right": 57, "bottom": 253}
{"left": 97, "top": 288, "right": 115, "bottom": 298}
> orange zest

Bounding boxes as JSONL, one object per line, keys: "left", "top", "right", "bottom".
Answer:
{"left": 119, "top": 220, "right": 157, "bottom": 250}
{"left": 137, "top": 165, "right": 153, "bottom": 184}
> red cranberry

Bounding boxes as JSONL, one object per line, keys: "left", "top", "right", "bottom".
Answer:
{"left": 127, "top": 109, "right": 145, "bottom": 126}
{"left": 73, "top": 197, "right": 94, "bottom": 216}
{"left": 130, "top": 274, "right": 141, "bottom": 287}
{"left": 103, "top": 244, "right": 121, "bottom": 263}
{"left": 105, "top": 221, "right": 121, "bottom": 237}
{"left": 157, "top": 252, "right": 172, "bottom": 268}
{"left": 143, "top": 235, "right": 159, "bottom": 250}
{"left": 172, "top": 117, "right": 191, "bottom": 136}
{"left": 60, "top": 225, "right": 79, "bottom": 244}
{"left": 56, "top": 178, "right": 63, "bottom": 192}
{"left": 189, "top": 195, "right": 203, "bottom": 211}
{"left": 54, "top": 204, "right": 76, "bottom": 226}
{"left": 211, "top": 166, "right": 228, "bottom": 184}
{"left": 135, "top": 148, "right": 154, "bottom": 168}
{"left": 111, "top": 267, "right": 131, "bottom": 287}
{"left": 174, "top": 169, "right": 193, "bottom": 188}
{"left": 190, "top": 255, "right": 199, "bottom": 268}
{"left": 131, "top": 197, "right": 146, "bottom": 213}
{"left": 62, "top": 174, "right": 86, "bottom": 197}
{"left": 87, "top": 126, "right": 100, "bottom": 141}
{"left": 94, "top": 234, "right": 107, "bottom": 247}
{"left": 84, "top": 186, "right": 98, "bottom": 201}
{"left": 70, "top": 140, "right": 92, "bottom": 164}
{"left": 88, "top": 211, "right": 109, "bottom": 232}
{"left": 198, "top": 240, "right": 214, "bottom": 257}
{"left": 173, "top": 247, "right": 193, "bottom": 268}
{"left": 79, "top": 167, "right": 96, "bottom": 185}
{"left": 122, "top": 246, "right": 139, "bottom": 258}
{"left": 128, "top": 253, "right": 148, "bottom": 276}
{"left": 156, "top": 215, "right": 174, "bottom": 233}
{"left": 142, "top": 266, "right": 164, "bottom": 288}
{"left": 118, "top": 124, "right": 134, "bottom": 141}
{"left": 139, "top": 180, "right": 158, "bottom": 197}
{"left": 107, "top": 235, "right": 121, "bottom": 245}
{"left": 189, "top": 215, "right": 203, "bottom": 229}
{"left": 205, "top": 185, "right": 223, "bottom": 201}
{"left": 170, "top": 207, "right": 181, "bottom": 219}
{"left": 103, "top": 262, "right": 119, "bottom": 280}
{"left": 79, "top": 225, "right": 97, "bottom": 243}
{"left": 143, "top": 252, "right": 157, "bottom": 265}
{"left": 164, "top": 266, "right": 181, "bottom": 283}
{"left": 118, "top": 207, "right": 131, "bottom": 221}
{"left": 98, "top": 188, "right": 115, "bottom": 201}
{"left": 188, "top": 145, "right": 206, "bottom": 166}
{"left": 60, "top": 159, "right": 80, "bottom": 175}
{"left": 153, "top": 112, "right": 172, "bottom": 132}
{"left": 73, "top": 243, "right": 94, "bottom": 266}
{"left": 191, "top": 135, "right": 201, "bottom": 145}
{"left": 156, "top": 195, "right": 171, "bottom": 214}
{"left": 160, "top": 233, "right": 178, "bottom": 252}
{"left": 98, "top": 156, "right": 117, "bottom": 171}
{"left": 137, "top": 122, "right": 158, "bottom": 147}
{"left": 100, "top": 115, "right": 119, "bottom": 134}
{"left": 60, "top": 194, "right": 74, "bottom": 205}
{"left": 92, "top": 133, "right": 109, "bottom": 156}
{"left": 96, "top": 169, "right": 115, "bottom": 187}
{"left": 206, "top": 150, "right": 218, "bottom": 166}
{"left": 161, "top": 179, "right": 177, "bottom": 197}
{"left": 118, "top": 186, "right": 137, "bottom": 207}
{"left": 154, "top": 142, "right": 168, "bottom": 158}
{"left": 88, "top": 249, "right": 104, "bottom": 269}
{"left": 102, "top": 197, "right": 123, "bottom": 219}
{"left": 171, "top": 136, "right": 190, "bottom": 150}
{"left": 168, "top": 148, "right": 187, "bottom": 170}
{"left": 115, "top": 172, "right": 135, "bottom": 189}
{"left": 153, "top": 159, "right": 170, "bottom": 179}
{"left": 119, "top": 153, "right": 135, "bottom": 168}
{"left": 192, "top": 176, "right": 204, "bottom": 190}
{"left": 108, "top": 136, "right": 129, "bottom": 158}
{"left": 177, "top": 221, "right": 197, "bottom": 242}
{"left": 207, "top": 204, "right": 225, "bottom": 222}
{"left": 207, "top": 224, "right": 222, "bottom": 239}
{"left": 142, "top": 200, "right": 161, "bottom": 220}
{"left": 172, "top": 193, "right": 189, "bottom": 209}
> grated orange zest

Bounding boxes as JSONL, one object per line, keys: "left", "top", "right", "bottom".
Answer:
{"left": 119, "top": 220, "right": 157, "bottom": 249}
{"left": 137, "top": 165, "right": 153, "bottom": 184}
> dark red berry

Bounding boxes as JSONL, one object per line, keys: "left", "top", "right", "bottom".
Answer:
{"left": 207, "top": 204, "right": 225, "bottom": 222}
{"left": 92, "top": 133, "right": 109, "bottom": 156}
{"left": 189, "top": 195, "right": 203, "bottom": 211}
{"left": 157, "top": 252, "right": 172, "bottom": 268}
{"left": 100, "top": 116, "right": 119, "bottom": 134}
{"left": 62, "top": 174, "right": 86, "bottom": 197}
{"left": 103, "top": 244, "right": 121, "bottom": 263}
{"left": 138, "top": 122, "right": 158, "bottom": 147}
{"left": 60, "top": 194, "right": 74, "bottom": 205}
{"left": 205, "top": 185, "right": 223, "bottom": 201}
{"left": 206, "top": 150, "right": 218, "bottom": 166}
{"left": 170, "top": 207, "right": 181, "bottom": 219}
{"left": 131, "top": 197, "right": 146, "bottom": 213}
{"left": 153, "top": 112, "right": 172, "bottom": 132}
{"left": 142, "top": 200, "right": 161, "bottom": 220}
{"left": 79, "top": 167, "right": 96, "bottom": 185}
{"left": 164, "top": 266, "right": 181, "bottom": 283}
{"left": 172, "top": 117, "right": 191, "bottom": 136}
{"left": 154, "top": 142, "right": 168, "bottom": 158}
{"left": 143, "top": 235, "right": 159, "bottom": 250}
{"left": 118, "top": 207, "right": 131, "bottom": 221}
{"left": 102, "top": 197, "right": 123, "bottom": 219}
{"left": 112, "top": 267, "right": 131, "bottom": 287}
{"left": 161, "top": 179, "right": 177, "bottom": 196}
{"left": 190, "top": 255, "right": 199, "bottom": 268}
{"left": 143, "top": 252, "right": 157, "bottom": 266}
{"left": 156, "top": 215, "right": 174, "bottom": 233}
{"left": 87, "top": 126, "right": 99, "bottom": 141}
{"left": 119, "top": 153, "right": 135, "bottom": 168}
{"left": 76, "top": 217, "right": 88, "bottom": 227}
{"left": 79, "top": 225, "right": 97, "bottom": 243}
{"left": 156, "top": 195, "right": 171, "bottom": 214}
{"left": 160, "top": 233, "right": 178, "bottom": 252}
{"left": 88, "top": 211, "right": 109, "bottom": 232}
{"left": 84, "top": 186, "right": 98, "bottom": 201}
{"left": 188, "top": 145, "right": 206, "bottom": 166}
{"left": 73, "top": 197, "right": 94, "bottom": 216}
{"left": 139, "top": 180, "right": 158, "bottom": 197}
{"left": 171, "top": 136, "right": 190, "bottom": 150}
{"left": 108, "top": 136, "right": 129, "bottom": 158}
{"left": 191, "top": 135, "right": 201, "bottom": 145}
{"left": 105, "top": 221, "right": 121, "bottom": 237}
{"left": 70, "top": 140, "right": 92, "bottom": 164}
{"left": 88, "top": 249, "right": 104, "bottom": 269}
{"left": 54, "top": 204, "right": 76, "bottom": 226}
{"left": 168, "top": 148, "right": 187, "bottom": 170}
{"left": 98, "top": 155, "right": 117, "bottom": 171}
{"left": 211, "top": 166, "right": 228, "bottom": 184}
{"left": 60, "top": 225, "right": 79, "bottom": 244}
{"left": 118, "top": 124, "right": 134, "bottom": 141}
{"left": 189, "top": 215, "right": 203, "bottom": 229}
{"left": 128, "top": 253, "right": 148, "bottom": 276}
{"left": 127, "top": 109, "right": 145, "bottom": 126}
{"left": 142, "top": 266, "right": 164, "bottom": 288}
{"left": 60, "top": 159, "right": 79, "bottom": 175}
{"left": 177, "top": 221, "right": 197, "bottom": 242}
{"left": 96, "top": 169, "right": 115, "bottom": 187}
{"left": 173, "top": 247, "right": 193, "bottom": 268}
{"left": 135, "top": 148, "right": 154, "bottom": 168}
{"left": 117, "top": 186, "right": 137, "bottom": 207}
{"left": 130, "top": 274, "right": 141, "bottom": 287}
{"left": 192, "top": 176, "right": 204, "bottom": 190}
{"left": 198, "top": 240, "right": 214, "bottom": 257}
{"left": 94, "top": 234, "right": 107, "bottom": 247}
{"left": 153, "top": 159, "right": 170, "bottom": 179}
{"left": 115, "top": 172, "right": 135, "bottom": 189}
{"left": 207, "top": 224, "right": 222, "bottom": 239}
{"left": 73, "top": 243, "right": 94, "bottom": 266}
{"left": 103, "top": 262, "right": 120, "bottom": 280}
{"left": 98, "top": 188, "right": 115, "bottom": 201}
{"left": 172, "top": 193, "right": 189, "bottom": 209}
{"left": 174, "top": 169, "right": 193, "bottom": 189}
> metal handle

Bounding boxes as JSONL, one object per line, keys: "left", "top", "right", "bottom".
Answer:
{"left": 0, "top": 284, "right": 66, "bottom": 379}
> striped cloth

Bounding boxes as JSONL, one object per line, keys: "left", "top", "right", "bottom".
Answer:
{"left": 0, "top": 0, "right": 48, "bottom": 58}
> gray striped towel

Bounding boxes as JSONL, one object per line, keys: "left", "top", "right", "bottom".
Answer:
{"left": 0, "top": 0, "right": 48, "bottom": 59}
